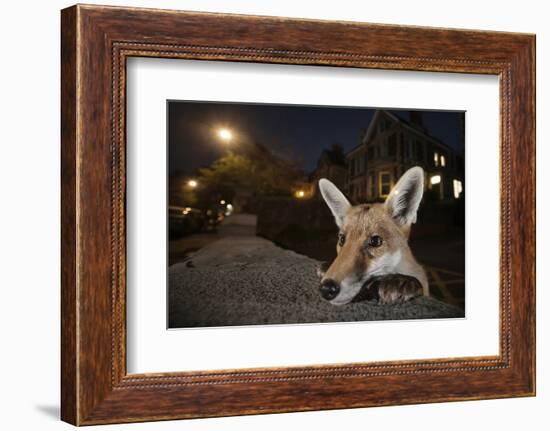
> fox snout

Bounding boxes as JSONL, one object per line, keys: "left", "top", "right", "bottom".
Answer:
{"left": 319, "top": 279, "right": 340, "bottom": 301}
{"left": 317, "top": 262, "right": 341, "bottom": 301}
{"left": 317, "top": 256, "right": 365, "bottom": 304}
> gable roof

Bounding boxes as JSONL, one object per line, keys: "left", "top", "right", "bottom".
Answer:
{"left": 361, "top": 109, "right": 456, "bottom": 153}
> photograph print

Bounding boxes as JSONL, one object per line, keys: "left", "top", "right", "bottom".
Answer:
{"left": 167, "top": 101, "right": 466, "bottom": 329}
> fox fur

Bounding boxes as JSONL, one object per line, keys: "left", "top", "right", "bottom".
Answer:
{"left": 318, "top": 166, "right": 429, "bottom": 306}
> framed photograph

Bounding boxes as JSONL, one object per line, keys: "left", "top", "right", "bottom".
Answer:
{"left": 61, "top": 4, "right": 535, "bottom": 425}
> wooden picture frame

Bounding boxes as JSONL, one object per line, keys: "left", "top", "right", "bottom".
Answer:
{"left": 61, "top": 4, "right": 535, "bottom": 425}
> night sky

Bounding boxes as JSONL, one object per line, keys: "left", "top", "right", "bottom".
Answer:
{"left": 168, "top": 101, "right": 464, "bottom": 176}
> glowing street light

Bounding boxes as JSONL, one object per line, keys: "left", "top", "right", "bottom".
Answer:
{"left": 220, "top": 200, "right": 226, "bottom": 205}
{"left": 295, "top": 190, "right": 305, "bottom": 199}
{"left": 218, "top": 128, "right": 233, "bottom": 142}
{"left": 187, "top": 179, "right": 198, "bottom": 188}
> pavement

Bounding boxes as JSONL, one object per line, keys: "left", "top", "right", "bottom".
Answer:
{"left": 168, "top": 214, "right": 464, "bottom": 329}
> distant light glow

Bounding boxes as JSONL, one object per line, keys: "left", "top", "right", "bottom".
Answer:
{"left": 225, "top": 203, "right": 234, "bottom": 216}
{"left": 430, "top": 175, "right": 441, "bottom": 185}
{"left": 295, "top": 190, "right": 305, "bottom": 198}
{"left": 220, "top": 200, "right": 226, "bottom": 205}
{"left": 434, "top": 152, "right": 439, "bottom": 167}
{"left": 441, "top": 155, "right": 446, "bottom": 167}
{"left": 218, "top": 128, "right": 232, "bottom": 142}
{"left": 187, "top": 179, "right": 198, "bottom": 188}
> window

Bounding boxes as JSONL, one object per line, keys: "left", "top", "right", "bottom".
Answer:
{"left": 379, "top": 172, "right": 392, "bottom": 197}
{"left": 441, "top": 155, "right": 446, "bottom": 167}
{"left": 388, "top": 134, "right": 397, "bottom": 157}
{"left": 434, "top": 151, "right": 439, "bottom": 167}
{"left": 430, "top": 175, "right": 441, "bottom": 185}
{"left": 453, "top": 179, "right": 463, "bottom": 198}
{"left": 402, "top": 137, "right": 412, "bottom": 159}
{"left": 368, "top": 173, "right": 375, "bottom": 198}
{"left": 380, "top": 142, "right": 388, "bottom": 157}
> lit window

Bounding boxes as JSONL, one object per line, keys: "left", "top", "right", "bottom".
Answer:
{"left": 434, "top": 152, "right": 439, "bottom": 167}
{"left": 430, "top": 175, "right": 441, "bottom": 185}
{"left": 441, "top": 155, "right": 446, "bottom": 167}
{"left": 453, "top": 179, "right": 463, "bottom": 198}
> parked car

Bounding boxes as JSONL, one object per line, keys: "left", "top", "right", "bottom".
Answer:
{"left": 169, "top": 206, "right": 226, "bottom": 237}
{"left": 168, "top": 206, "right": 204, "bottom": 237}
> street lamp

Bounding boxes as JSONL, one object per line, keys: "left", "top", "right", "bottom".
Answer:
{"left": 217, "top": 128, "right": 232, "bottom": 142}
{"left": 187, "top": 179, "right": 198, "bottom": 188}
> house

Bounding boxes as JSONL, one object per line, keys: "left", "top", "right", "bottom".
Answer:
{"left": 345, "top": 110, "right": 465, "bottom": 204}
{"left": 310, "top": 144, "right": 348, "bottom": 199}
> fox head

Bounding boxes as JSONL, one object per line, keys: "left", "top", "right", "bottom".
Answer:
{"left": 318, "top": 167, "right": 428, "bottom": 305}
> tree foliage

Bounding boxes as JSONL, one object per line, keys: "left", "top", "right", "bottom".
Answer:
{"left": 198, "top": 143, "right": 301, "bottom": 197}
{"left": 169, "top": 141, "right": 303, "bottom": 209}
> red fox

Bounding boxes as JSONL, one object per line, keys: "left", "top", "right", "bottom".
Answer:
{"left": 318, "top": 166, "right": 429, "bottom": 305}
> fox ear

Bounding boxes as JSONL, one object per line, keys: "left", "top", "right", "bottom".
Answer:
{"left": 319, "top": 179, "right": 350, "bottom": 228}
{"left": 385, "top": 167, "right": 424, "bottom": 226}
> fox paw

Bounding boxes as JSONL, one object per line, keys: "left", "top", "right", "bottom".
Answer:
{"left": 360, "top": 274, "right": 423, "bottom": 305}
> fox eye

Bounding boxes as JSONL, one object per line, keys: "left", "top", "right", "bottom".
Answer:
{"left": 338, "top": 233, "right": 346, "bottom": 247}
{"left": 367, "top": 235, "right": 383, "bottom": 247}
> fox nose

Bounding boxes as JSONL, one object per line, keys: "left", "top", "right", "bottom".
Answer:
{"left": 319, "top": 279, "right": 340, "bottom": 301}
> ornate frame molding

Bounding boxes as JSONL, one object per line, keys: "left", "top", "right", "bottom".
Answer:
{"left": 61, "top": 5, "right": 535, "bottom": 425}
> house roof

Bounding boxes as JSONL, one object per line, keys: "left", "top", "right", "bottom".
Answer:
{"left": 355, "top": 109, "right": 457, "bottom": 155}
{"left": 385, "top": 111, "right": 453, "bottom": 150}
